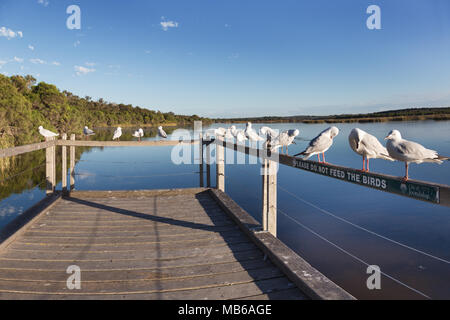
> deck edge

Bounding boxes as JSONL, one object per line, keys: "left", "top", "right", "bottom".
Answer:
{"left": 0, "top": 192, "right": 62, "bottom": 253}
{"left": 208, "top": 188, "right": 356, "bottom": 300}
{"left": 66, "top": 188, "right": 210, "bottom": 198}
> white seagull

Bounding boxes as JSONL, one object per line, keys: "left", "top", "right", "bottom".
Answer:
{"left": 230, "top": 125, "right": 239, "bottom": 137}
{"left": 132, "top": 128, "right": 144, "bottom": 141}
{"left": 236, "top": 130, "right": 248, "bottom": 143}
{"left": 270, "top": 129, "right": 300, "bottom": 154}
{"left": 83, "top": 126, "right": 95, "bottom": 136}
{"left": 385, "top": 129, "right": 449, "bottom": 181}
{"left": 244, "top": 122, "right": 264, "bottom": 142}
{"left": 224, "top": 128, "right": 234, "bottom": 140}
{"left": 158, "top": 126, "right": 168, "bottom": 139}
{"left": 348, "top": 128, "right": 394, "bottom": 172}
{"left": 294, "top": 126, "right": 339, "bottom": 163}
{"left": 38, "top": 126, "right": 59, "bottom": 139}
{"left": 112, "top": 127, "right": 122, "bottom": 141}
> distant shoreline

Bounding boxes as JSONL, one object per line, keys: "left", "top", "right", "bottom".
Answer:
{"left": 214, "top": 107, "right": 450, "bottom": 124}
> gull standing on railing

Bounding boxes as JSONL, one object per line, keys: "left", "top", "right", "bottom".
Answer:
{"left": 385, "top": 129, "right": 449, "bottom": 181}
{"left": 348, "top": 128, "right": 394, "bottom": 172}
{"left": 270, "top": 129, "right": 300, "bottom": 155}
{"left": 132, "top": 128, "right": 144, "bottom": 142}
{"left": 260, "top": 126, "right": 278, "bottom": 150}
{"left": 158, "top": 126, "right": 168, "bottom": 139}
{"left": 83, "top": 126, "right": 95, "bottom": 136}
{"left": 294, "top": 127, "right": 339, "bottom": 163}
{"left": 245, "top": 122, "right": 264, "bottom": 142}
{"left": 38, "top": 126, "right": 59, "bottom": 139}
{"left": 112, "top": 127, "right": 122, "bottom": 141}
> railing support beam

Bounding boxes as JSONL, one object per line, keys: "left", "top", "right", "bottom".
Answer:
{"left": 61, "top": 133, "right": 67, "bottom": 194}
{"left": 70, "top": 134, "right": 75, "bottom": 191}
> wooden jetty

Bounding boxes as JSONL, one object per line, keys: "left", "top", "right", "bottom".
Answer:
{"left": 0, "top": 134, "right": 449, "bottom": 300}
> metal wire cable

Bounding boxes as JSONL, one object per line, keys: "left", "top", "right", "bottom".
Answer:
{"left": 277, "top": 184, "right": 450, "bottom": 265}
{"left": 226, "top": 166, "right": 432, "bottom": 298}
{"left": 277, "top": 207, "right": 431, "bottom": 299}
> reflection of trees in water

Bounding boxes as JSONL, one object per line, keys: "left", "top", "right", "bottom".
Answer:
{"left": 0, "top": 126, "right": 187, "bottom": 201}
{"left": 1, "top": 146, "right": 89, "bottom": 201}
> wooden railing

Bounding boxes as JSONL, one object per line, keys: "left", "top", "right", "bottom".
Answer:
{"left": 1, "top": 135, "right": 449, "bottom": 239}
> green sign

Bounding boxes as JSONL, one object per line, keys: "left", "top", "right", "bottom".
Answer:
{"left": 292, "top": 158, "right": 440, "bottom": 204}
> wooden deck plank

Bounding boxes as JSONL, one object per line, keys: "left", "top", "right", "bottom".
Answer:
{"left": 0, "top": 189, "right": 308, "bottom": 300}
{"left": 0, "top": 277, "right": 303, "bottom": 300}
{"left": 0, "top": 267, "right": 284, "bottom": 293}
{"left": 0, "top": 244, "right": 259, "bottom": 262}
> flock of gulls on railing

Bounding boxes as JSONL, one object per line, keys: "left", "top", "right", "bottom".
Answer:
{"left": 38, "top": 122, "right": 448, "bottom": 181}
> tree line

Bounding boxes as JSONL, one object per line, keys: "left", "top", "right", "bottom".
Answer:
{"left": 0, "top": 74, "right": 211, "bottom": 148}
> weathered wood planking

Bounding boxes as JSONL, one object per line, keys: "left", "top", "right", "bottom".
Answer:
{"left": 214, "top": 139, "right": 450, "bottom": 207}
{"left": 208, "top": 188, "right": 355, "bottom": 300}
{"left": 0, "top": 188, "right": 307, "bottom": 300}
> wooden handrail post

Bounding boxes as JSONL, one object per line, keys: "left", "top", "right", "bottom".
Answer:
{"left": 262, "top": 158, "right": 268, "bottom": 231}
{"left": 267, "top": 160, "right": 277, "bottom": 237}
{"left": 61, "top": 133, "right": 67, "bottom": 194}
{"left": 206, "top": 142, "right": 211, "bottom": 188}
{"left": 70, "top": 134, "right": 75, "bottom": 191}
{"left": 199, "top": 134, "right": 204, "bottom": 188}
{"left": 45, "top": 136, "right": 55, "bottom": 195}
{"left": 216, "top": 140, "right": 225, "bottom": 192}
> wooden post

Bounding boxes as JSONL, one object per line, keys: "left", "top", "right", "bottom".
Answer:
{"left": 70, "top": 134, "right": 75, "bottom": 191}
{"left": 262, "top": 158, "right": 268, "bottom": 231}
{"left": 267, "top": 160, "right": 277, "bottom": 237}
{"left": 45, "top": 136, "right": 55, "bottom": 195}
{"left": 61, "top": 133, "right": 67, "bottom": 194}
{"left": 199, "top": 134, "right": 204, "bottom": 188}
{"left": 216, "top": 141, "right": 225, "bottom": 192}
{"left": 206, "top": 143, "right": 211, "bottom": 188}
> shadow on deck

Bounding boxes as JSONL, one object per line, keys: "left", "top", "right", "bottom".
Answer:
{"left": 0, "top": 188, "right": 353, "bottom": 300}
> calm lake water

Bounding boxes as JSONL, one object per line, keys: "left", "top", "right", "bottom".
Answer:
{"left": 1, "top": 120, "right": 449, "bottom": 299}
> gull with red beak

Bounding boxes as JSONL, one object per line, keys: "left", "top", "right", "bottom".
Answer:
{"left": 294, "top": 127, "right": 339, "bottom": 163}
{"left": 385, "top": 129, "right": 449, "bottom": 181}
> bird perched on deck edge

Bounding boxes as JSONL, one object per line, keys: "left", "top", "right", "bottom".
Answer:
{"left": 294, "top": 126, "right": 339, "bottom": 163}
{"left": 385, "top": 129, "right": 449, "bottom": 181}
{"left": 348, "top": 128, "right": 394, "bottom": 172}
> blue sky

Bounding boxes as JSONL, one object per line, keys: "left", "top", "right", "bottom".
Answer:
{"left": 1, "top": 0, "right": 450, "bottom": 117}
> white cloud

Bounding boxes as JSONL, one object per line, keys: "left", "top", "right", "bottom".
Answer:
{"left": 30, "top": 58, "right": 46, "bottom": 64}
{"left": 145, "top": 50, "right": 151, "bottom": 54}
{"left": 160, "top": 17, "right": 179, "bottom": 31}
{"left": 74, "top": 40, "right": 80, "bottom": 47}
{"left": 85, "top": 62, "right": 96, "bottom": 67}
{"left": 74, "top": 65, "right": 95, "bottom": 76}
{"left": 0, "top": 26, "right": 23, "bottom": 39}
{"left": 51, "top": 61, "right": 61, "bottom": 66}
{"left": 13, "top": 56, "right": 23, "bottom": 63}
{"left": 0, "top": 60, "right": 7, "bottom": 68}
{"left": 28, "top": 44, "right": 34, "bottom": 50}
{"left": 38, "top": 0, "right": 49, "bottom": 7}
